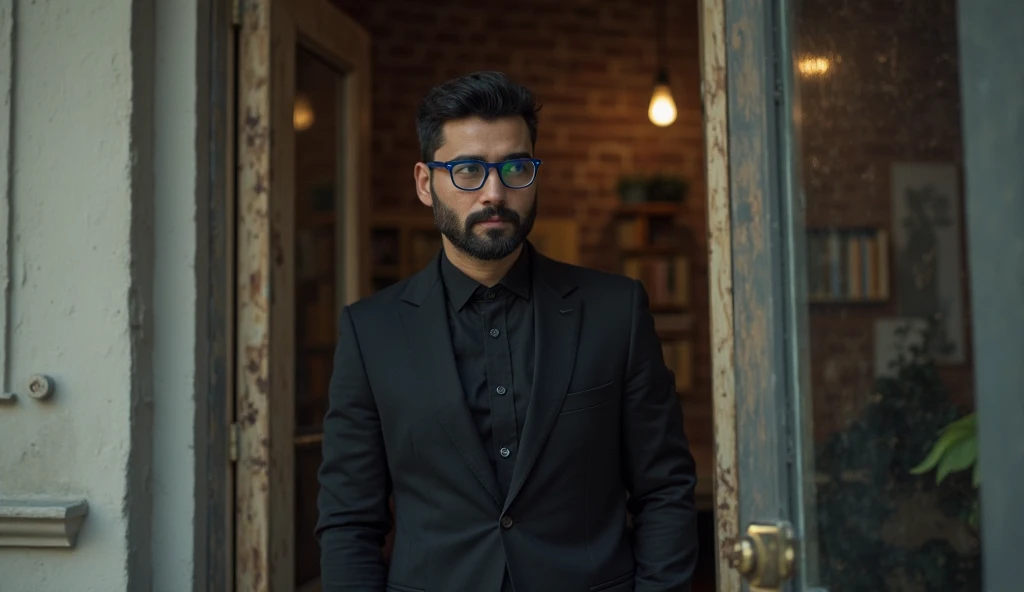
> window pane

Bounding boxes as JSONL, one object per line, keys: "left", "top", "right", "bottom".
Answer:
{"left": 293, "top": 42, "right": 346, "bottom": 588}
{"left": 785, "top": 0, "right": 982, "bottom": 589}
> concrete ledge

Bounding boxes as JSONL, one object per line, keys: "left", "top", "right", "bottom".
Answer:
{"left": 0, "top": 499, "right": 88, "bottom": 548}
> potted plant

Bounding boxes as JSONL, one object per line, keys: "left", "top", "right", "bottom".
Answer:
{"left": 647, "top": 174, "right": 689, "bottom": 202}
{"left": 911, "top": 411, "right": 979, "bottom": 527}
{"left": 811, "top": 319, "right": 981, "bottom": 590}
{"left": 617, "top": 175, "right": 649, "bottom": 204}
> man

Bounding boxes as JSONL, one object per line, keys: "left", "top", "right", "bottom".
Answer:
{"left": 316, "top": 70, "right": 698, "bottom": 592}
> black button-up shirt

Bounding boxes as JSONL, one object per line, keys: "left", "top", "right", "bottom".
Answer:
{"left": 440, "top": 248, "right": 535, "bottom": 498}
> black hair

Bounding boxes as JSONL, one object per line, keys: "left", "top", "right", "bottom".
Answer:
{"left": 416, "top": 70, "right": 541, "bottom": 162}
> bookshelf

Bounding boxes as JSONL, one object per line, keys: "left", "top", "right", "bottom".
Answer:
{"left": 613, "top": 200, "right": 712, "bottom": 510}
{"left": 294, "top": 187, "right": 341, "bottom": 434}
{"left": 807, "top": 227, "right": 890, "bottom": 304}
{"left": 613, "top": 202, "right": 695, "bottom": 395}
{"left": 366, "top": 213, "right": 443, "bottom": 293}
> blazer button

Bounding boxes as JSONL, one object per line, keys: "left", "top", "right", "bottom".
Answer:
{"left": 501, "top": 515, "right": 514, "bottom": 529}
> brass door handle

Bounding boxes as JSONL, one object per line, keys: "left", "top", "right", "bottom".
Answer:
{"left": 728, "top": 520, "right": 797, "bottom": 591}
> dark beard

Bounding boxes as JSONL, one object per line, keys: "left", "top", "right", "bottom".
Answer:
{"left": 430, "top": 183, "right": 537, "bottom": 261}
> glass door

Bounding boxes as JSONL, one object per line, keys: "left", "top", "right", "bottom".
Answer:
{"left": 705, "top": 0, "right": 1015, "bottom": 589}
{"left": 777, "top": 0, "right": 983, "bottom": 590}
{"left": 292, "top": 42, "right": 352, "bottom": 590}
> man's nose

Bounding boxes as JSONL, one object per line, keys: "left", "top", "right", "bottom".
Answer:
{"left": 476, "top": 168, "right": 507, "bottom": 205}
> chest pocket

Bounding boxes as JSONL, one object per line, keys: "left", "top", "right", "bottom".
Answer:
{"left": 560, "top": 381, "right": 614, "bottom": 413}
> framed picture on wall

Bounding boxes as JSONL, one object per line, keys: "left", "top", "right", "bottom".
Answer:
{"left": 890, "top": 162, "right": 966, "bottom": 364}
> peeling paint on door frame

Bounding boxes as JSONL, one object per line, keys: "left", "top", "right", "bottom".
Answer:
{"left": 235, "top": 0, "right": 279, "bottom": 588}
{"left": 698, "top": 0, "right": 742, "bottom": 589}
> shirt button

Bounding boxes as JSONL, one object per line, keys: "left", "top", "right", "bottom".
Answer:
{"left": 490, "top": 328, "right": 500, "bottom": 338}
{"left": 501, "top": 515, "right": 514, "bottom": 529}
{"left": 500, "top": 447, "right": 510, "bottom": 458}
{"left": 496, "top": 386, "right": 507, "bottom": 395}
{"left": 487, "top": 291, "right": 496, "bottom": 299}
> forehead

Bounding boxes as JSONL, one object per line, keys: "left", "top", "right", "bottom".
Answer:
{"left": 435, "top": 116, "right": 532, "bottom": 160}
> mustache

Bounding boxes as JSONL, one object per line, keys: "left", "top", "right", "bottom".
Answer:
{"left": 465, "top": 206, "right": 520, "bottom": 227}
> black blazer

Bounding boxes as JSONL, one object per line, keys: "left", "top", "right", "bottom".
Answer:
{"left": 316, "top": 244, "right": 699, "bottom": 592}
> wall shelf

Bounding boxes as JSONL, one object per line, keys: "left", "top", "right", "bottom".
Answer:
{"left": 613, "top": 201, "right": 695, "bottom": 395}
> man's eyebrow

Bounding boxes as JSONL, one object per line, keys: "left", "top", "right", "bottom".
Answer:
{"left": 446, "top": 152, "right": 534, "bottom": 162}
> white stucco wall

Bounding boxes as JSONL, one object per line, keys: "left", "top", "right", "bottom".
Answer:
{"left": 0, "top": 0, "right": 204, "bottom": 590}
{"left": 0, "top": 0, "right": 143, "bottom": 590}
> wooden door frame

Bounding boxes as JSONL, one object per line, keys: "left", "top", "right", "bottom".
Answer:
{"left": 700, "top": 0, "right": 803, "bottom": 584}
{"left": 199, "top": 0, "right": 236, "bottom": 589}
{"left": 696, "top": 0, "right": 741, "bottom": 589}
{"left": 235, "top": 0, "right": 371, "bottom": 590}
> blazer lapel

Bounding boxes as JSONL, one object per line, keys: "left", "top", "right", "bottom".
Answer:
{"left": 503, "top": 250, "right": 582, "bottom": 512}
{"left": 399, "top": 256, "right": 503, "bottom": 508}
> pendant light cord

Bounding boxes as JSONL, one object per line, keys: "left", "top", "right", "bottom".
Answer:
{"left": 656, "top": 0, "right": 667, "bottom": 74}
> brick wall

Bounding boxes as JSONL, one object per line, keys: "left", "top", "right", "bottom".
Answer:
{"left": 331, "top": 0, "right": 713, "bottom": 455}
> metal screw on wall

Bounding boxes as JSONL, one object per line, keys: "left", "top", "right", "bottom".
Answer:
{"left": 27, "top": 374, "right": 56, "bottom": 400}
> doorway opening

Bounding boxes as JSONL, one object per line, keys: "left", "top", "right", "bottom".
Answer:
{"left": 235, "top": 0, "right": 715, "bottom": 590}
{"left": 330, "top": 2, "right": 718, "bottom": 589}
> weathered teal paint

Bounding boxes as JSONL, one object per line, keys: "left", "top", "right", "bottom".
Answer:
{"left": 958, "top": 0, "right": 1024, "bottom": 588}
{"left": 725, "top": 0, "right": 793, "bottom": 532}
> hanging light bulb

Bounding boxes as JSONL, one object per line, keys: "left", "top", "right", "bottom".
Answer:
{"left": 648, "top": 68, "right": 677, "bottom": 127}
{"left": 293, "top": 94, "right": 315, "bottom": 131}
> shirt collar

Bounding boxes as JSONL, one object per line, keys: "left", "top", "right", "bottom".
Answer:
{"left": 440, "top": 246, "right": 532, "bottom": 310}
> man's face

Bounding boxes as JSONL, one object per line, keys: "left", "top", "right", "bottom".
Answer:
{"left": 414, "top": 116, "right": 537, "bottom": 261}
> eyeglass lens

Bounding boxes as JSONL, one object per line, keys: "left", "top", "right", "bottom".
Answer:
{"left": 451, "top": 160, "right": 536, "bottom": 190}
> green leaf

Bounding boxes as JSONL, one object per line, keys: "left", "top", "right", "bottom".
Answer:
{"left": 911, "top": 425, "right": 972, "bottom": 474}
{"left": 972, "top": 460, "right": 980, "bottom": 488}
{"left": 936, "top": 436, "right": 978, "bottom": 484}
{"left": 944, "top": 411, "right": 977, "bottom": 433}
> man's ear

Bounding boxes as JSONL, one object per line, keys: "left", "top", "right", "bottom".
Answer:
{"left": 414, "top": 162, "right": 433, "bottom": 207}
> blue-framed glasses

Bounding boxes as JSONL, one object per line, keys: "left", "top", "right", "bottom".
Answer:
{"left": 426, "top": 158, "right": 542, "bottom": 191}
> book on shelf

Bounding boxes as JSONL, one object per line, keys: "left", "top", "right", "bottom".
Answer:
{"left": 623, "top": 255, "right": 690, "bottom": 308}
{"left": 615, "top": 209, "right": 683, "bottom": 251}
{"left": 301, "top": 280, "right": 336, "bottom": 346}
{"left": 662, "top": 339, "right": 693, "bottom": 393}
{"left": 654, "top": 311, "right": 694, "bottom": 333}
{"left": 616, "top": 218, "right": 645, "bottom": 250}
{"left": 297, "top": 354, "right": 332, "bottom": 405}
{"left": 807, "top": 227, "right": 890, "bottom": 302}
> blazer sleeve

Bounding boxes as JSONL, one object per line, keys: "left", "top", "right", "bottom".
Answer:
{"left": 621, "top": 279, "right": 700, "bottom": 591}
{"left": 315, "top": 305, "right": 391, "bottom": 592}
